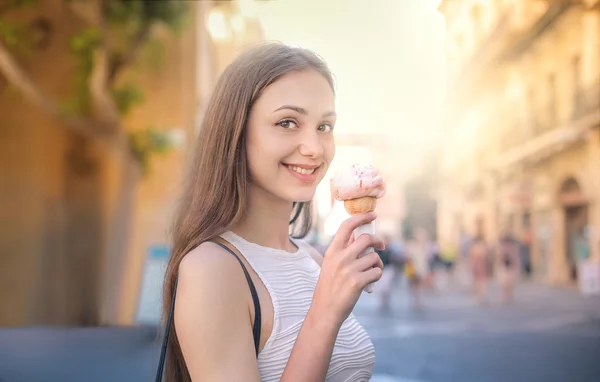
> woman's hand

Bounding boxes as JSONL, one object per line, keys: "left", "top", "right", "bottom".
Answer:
{"left": 311, "top": 212, "right": 385, "bottom": 327}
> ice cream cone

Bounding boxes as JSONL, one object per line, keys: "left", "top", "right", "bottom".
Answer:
{"left": 344, "top": 196, "right": 377, "bottom": 215}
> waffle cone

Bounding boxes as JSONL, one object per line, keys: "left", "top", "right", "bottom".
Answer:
{"left": 344, "top": 196, "right": 377, "bottom": 215}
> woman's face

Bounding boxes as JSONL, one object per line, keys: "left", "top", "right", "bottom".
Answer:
{"left": 246, "top": 69, "right": 336, "bottom": 203}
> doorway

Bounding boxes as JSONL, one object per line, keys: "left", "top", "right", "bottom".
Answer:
{"left": 521, "top": 211, "right": 533, "bottom": 276}
{"left": 559, "top": 177, "right": 588, "bottom": 282}
{"left": 564, "top": 205, "right": 588, "bottom": 281}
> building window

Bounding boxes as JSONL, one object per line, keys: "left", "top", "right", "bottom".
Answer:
{"left": 547, "top": 73, "right": 557, "bottom": 129}
{"left": 527, "top": 86, "right": 537, "bottom": 133}
{"left": 572, "top": 55, "right": 581, "bottom": 101}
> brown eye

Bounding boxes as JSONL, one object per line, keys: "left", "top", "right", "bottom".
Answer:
{"left": 277, "top": 119, "right": 298, "bottom": 129}
{"left": 318, "top": 123, "right": 333, "bottom": 133}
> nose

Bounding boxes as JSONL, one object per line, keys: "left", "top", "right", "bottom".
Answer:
{"left": 298, "top": 129, "right": 324, "bottom": 159}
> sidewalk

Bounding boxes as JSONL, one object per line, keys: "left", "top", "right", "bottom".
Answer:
{"left": 355, "top": 279, "right": 600, "bottom": 382}
{"left": 0, "top": 326, "right": 159, "bottom": 382}
{"left": 355, "top": 279, "right": 600, "bottom": 336}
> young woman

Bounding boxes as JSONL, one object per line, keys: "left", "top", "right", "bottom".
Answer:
{"left": 161, "top": 43, "right": 385, "bottom": 381}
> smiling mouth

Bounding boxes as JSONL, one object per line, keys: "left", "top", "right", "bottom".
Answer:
{"left": 287, "top": 165, "right": 317, "bottom": 175}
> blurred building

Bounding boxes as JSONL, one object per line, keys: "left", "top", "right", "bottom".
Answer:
{"left": 438, "top": 0, "right": 600, "bottom": 284}
{"left": 125, "top": 0, "right": 265, "bottom": 325}
{"left": 1, "top": 0, "right": 264, "bottom": 326}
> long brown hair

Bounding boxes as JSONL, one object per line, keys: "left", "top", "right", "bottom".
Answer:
{"left": 162, "top": 42, "right": 334, "bottom": 382}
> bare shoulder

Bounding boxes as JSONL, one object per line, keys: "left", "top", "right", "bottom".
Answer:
{"left": 175, "top": 241, "right": 261, "bottom": 380}
{"left": 178, "top": 240, "right": 248, "bottom": 292}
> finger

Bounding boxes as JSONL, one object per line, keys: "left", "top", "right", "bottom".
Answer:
{"left": 357, "top": 266, "right": 383, "bottom": 286}
{"left": 330, "top": 212, "right": 377, "bottom": 249}
{"left": 352, "top": 252, "right": 383, "bottom": 272}
{"left": 346, "top": 233, "right": 355, "bottom": 247}
{"left": 347, "top": 234, "right": 385, "bottom": 257}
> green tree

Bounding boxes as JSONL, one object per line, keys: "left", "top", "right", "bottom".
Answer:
{"left": 0, "top": 0, "right": 190, "bottom": 173}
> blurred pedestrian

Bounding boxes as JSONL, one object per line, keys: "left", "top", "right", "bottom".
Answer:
{"left": 439, "top": 241, "right": 458, "bottom": 288}
{"left": 406, "top": 228, "right": 430, "bottom": 309}
{"left": 520, "top": 226, "right": 533, "bottom": 277}
{"left": 457, "top": 229, "right": 473, "bottom": 290}
{"left": 571, "top": 224, "right": 592, "bottom": 294}
{"left": 377, "top": 235, "right": 405, "bottom": 313}
{"left": 469, "top": 235, "right": 490, "bottom": 305}
{"left": 427, "top": 236, "right": 441, "bottom": 291}
{"left": 497, "top": 230, "right": 520, "bottom": 304}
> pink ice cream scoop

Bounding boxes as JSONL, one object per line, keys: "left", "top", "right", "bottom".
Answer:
{"left": 330, "top": 163, "right": 386, "bottom": 294}
{"left": 330, "top": 163, "right": 386, "bottom": 203}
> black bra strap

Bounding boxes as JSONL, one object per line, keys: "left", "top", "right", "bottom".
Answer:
{"left": 155, "top": 240, "right": 262, "bottom": 382}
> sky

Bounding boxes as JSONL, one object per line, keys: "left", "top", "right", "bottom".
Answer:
{"left": 255, "top": 0, "right": 447, "bottom": 147}
{"left": 251, "top": 0, "right": 448, "bottom": 233}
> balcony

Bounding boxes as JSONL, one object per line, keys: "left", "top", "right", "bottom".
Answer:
{"left": 499, "top": 118, "right": 528, "bottom": 153}
{"left": 493, "top": 123, "right": 588, "bottom": 170}
{"left": 572, "top": 81, "right": 600, "bottom": 122}
{"left": 492, "top": 93, "right": 595, "bottom": 170}
{"left": 532, "top": 101, "right": 558, "bottom": 136}
{"left": 498, "top": 104, "right": 560, "bottom": 154}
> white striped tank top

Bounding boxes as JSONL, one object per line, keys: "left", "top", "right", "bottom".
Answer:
{"left": 220, "top": 231, "right": 375, "bottom": 382}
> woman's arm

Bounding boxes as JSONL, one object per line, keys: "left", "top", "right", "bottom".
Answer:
{"left": 175, "top": 242, "right": 262, "bottom": 381}
{"left": 281, "top": 213, "right": 384, "bottom": 382}
{"left": 175, "top": 242, "right": 341, "bottom": 382}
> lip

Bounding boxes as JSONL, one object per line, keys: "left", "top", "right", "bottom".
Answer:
{"left": 283, "top": 163, "right": 320, "bottom": 183}
{"left": 283, "top": 163, "right": 320, "bottom": 170}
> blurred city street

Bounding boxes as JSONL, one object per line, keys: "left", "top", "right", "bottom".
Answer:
{"left": 358, "top": 280, "right": 600, "bottom": 382}
{"left": 1, "top": 280, "right": 599, "bottom": 382}
{"left": 2, "top": 0, "right": 600, "bottom": 380}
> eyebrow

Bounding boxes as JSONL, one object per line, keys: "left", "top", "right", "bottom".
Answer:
{"left": 274, "top": 105, "right": 336, "bottom": 118}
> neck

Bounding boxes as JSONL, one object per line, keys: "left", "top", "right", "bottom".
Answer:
{"left": 231, "top": 186, "right": 296, "bottom": 252}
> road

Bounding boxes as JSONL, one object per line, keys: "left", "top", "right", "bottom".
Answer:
{"left": 0, "top": 281, "right": 599, "bottom": 382}
{"left": 357, "top": 280, "right": 600, "bottom": 382}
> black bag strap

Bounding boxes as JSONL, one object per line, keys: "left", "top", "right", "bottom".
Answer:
{"left": 155, "top": 240, "right": 262, "bottom": 382}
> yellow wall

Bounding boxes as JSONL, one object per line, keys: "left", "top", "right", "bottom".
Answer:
{"left": 116, "top": 2, "right": 266, "bottom": 324}
{"left": 0, "top": 0, "right": 98, "bottom": 325}
{"left": 0, "top": 0, "right": 204, "bottom": 325}
{"left": 113, "top": 14, "right": 201, "bottom": 325}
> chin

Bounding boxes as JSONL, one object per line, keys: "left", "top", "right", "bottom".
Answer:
{"left": 287, "top": 189, "right": 317, "bottom": 203}
{"left": 293, "top": 196, "right": 314, "bottom": 203}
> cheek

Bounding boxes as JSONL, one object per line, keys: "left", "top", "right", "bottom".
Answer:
{"left": 324, "top": 139, "right": 335, "bottom": 163}
{"left": 247, "top": 136, "right": 285, "bottom": 177}
{"left": 249, "top": 127, "right": 287, "bottom": 155}
{"left": 246, "top": 138, "right": 269, "bottom": 179}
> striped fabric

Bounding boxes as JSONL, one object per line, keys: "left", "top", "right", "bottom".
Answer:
{"left": 220, "top": 231, "right": 375, "bottom": 381}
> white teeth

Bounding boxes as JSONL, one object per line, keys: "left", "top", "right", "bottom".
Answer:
{"left": 288, "top": 165, "right": 316, "bottom": 175}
